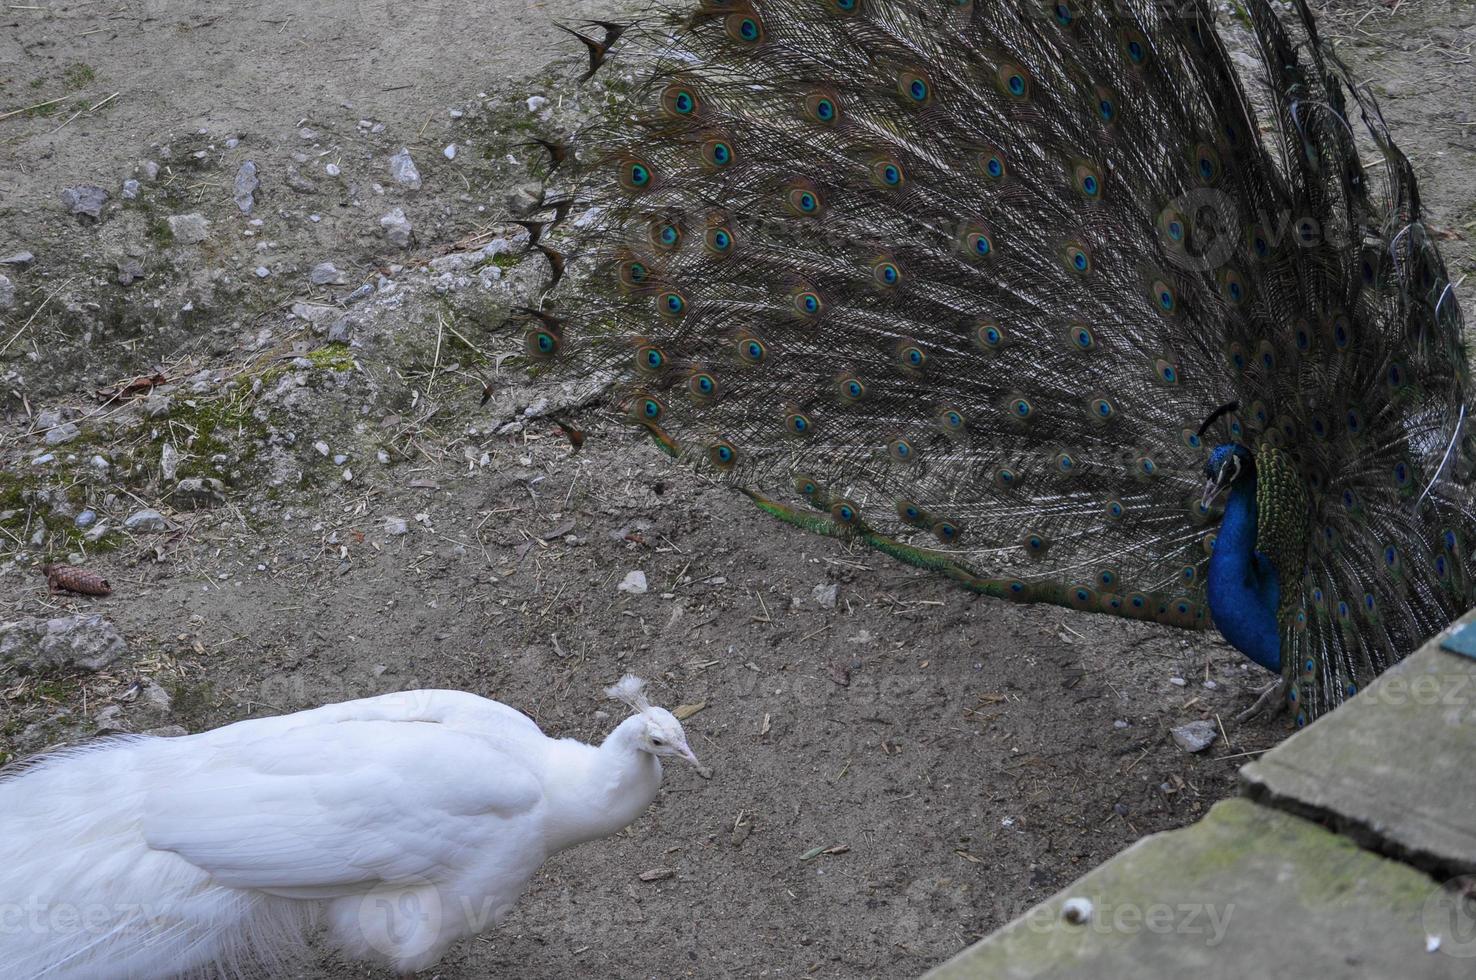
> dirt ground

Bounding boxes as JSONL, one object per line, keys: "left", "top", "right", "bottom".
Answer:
{"left": 1, "top": 2, "right": 1473, "bottom": 979}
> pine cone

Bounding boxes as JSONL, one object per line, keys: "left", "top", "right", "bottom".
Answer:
{"left": 41, "top": 564, "right": 112, "bottom": 597}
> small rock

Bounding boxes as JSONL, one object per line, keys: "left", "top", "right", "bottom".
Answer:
{"left": 326, "top": 318, "right": 352, "bottom": 344}
{"left": 233, "top": 161, "right": 260, "bottom": 214}
{"left": 1113, "top": 719, "right": 1129, "bottom": 729}
{"left": 618, "top": 571, "right": 648, "bottom": 595}
{"left": 83, "top": 523, "right": 110, "bottom": 543}
{"left": 121, "top": 178, "right": 141, "bottom": 200}
{"left": 116, "top": 257, "right": 145, "bottom": 286}
{"left": 313, "top": 441, "right": 330, "bottom": 457}
{"left": 0, "top": 274, "right": 12, "bottom": 311}
{"left": 75, "top": 510, "right": 97, "bottom": 528}
{"left": 167, "top": 213, "right": 210, "bottom": 244}
{"left": 44, "top": 422, "right": 80, "bottom": 446}
{"left": 506, "top": 182, "right": 544, "bottom": 216}
{"left": 812, "top": 584, "right": 839, "bottom": 609}
{"left": 384, "top": 516, "right": 409, "bottom": 536}
{"left": 325, "top": 163, "right": 341, "bottom": 177}
{"left": 1170, "top": 719, "right": 1219, "bottom": 754}
{"left": 160, "top": 443, "right": 179, "bottom": 482}
{"left": 172, "top": 478, "right": 225, "bottom": 508}
{"left": 380, "top": 207, "right": 413, "bottom": 248}
{"left": 309, "top": 262, "right": 343, "bottom": 286}
{"left": 255, "top": 266, "right": 271, "bottom": 279}
{"left": 443, "top": 144, "right": 457, "bottom": 160}
{"left": 388, "top": 148, "right": 422, "bottom": 190}
{"left": 1168, "top": 676, "right": 1188, "bottom": 687}
{"left": 123, "top": 509, "right": 169, "bottom": 532}
{"left": 1061, "top": 897, "right": 1095, "bottom": 925}
{"left": 95, "top": 704, "right": 128, "bottom": 733}
{"left": 526, "top": 95, "right": 549, "bottom": 113}
{"left": 62, "top": 185, "right": 109, "bottom": 221}
{"left": 0, "top": 614, "right": 128, "bottom": 674}
{"left": 0, "top": 251, "right": 34, "bottom": 268}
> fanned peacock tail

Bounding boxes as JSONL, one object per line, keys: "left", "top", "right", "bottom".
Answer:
{"left": 519, "top": 0, "right": 1476, "bottom": 725}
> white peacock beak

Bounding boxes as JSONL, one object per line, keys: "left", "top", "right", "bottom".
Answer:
{"left": 677, "top": 743, "right": 701, "bottom": 767}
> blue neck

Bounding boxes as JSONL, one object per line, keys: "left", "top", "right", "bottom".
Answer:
{"left": 1206, "top": 479, "right": 1281, "bottom": 672}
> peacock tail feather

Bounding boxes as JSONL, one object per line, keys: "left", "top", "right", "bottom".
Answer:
{"left": 522, "top": 0, "right": 1476, "bottom": 724}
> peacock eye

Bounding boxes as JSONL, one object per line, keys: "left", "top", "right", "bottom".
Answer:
{"left": 651, "top": 737, "right": 665, "bottom": 746}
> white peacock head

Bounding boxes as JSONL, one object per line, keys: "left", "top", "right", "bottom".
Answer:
{"left": 604, "top": 674, "right": 701, "bottom": 766}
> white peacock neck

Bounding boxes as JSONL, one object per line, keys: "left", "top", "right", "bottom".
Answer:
{"left": 539, "top": 714, "right": 663, "bottom": 854}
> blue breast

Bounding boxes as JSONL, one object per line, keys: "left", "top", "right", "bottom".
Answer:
{"left": 1206, "top": 480, "right": 1282, "bottom": 672}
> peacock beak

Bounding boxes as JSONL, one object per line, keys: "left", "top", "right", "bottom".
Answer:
{"left": 1200, "top": 474, "right": 1225, "bottom": 510}
{"left": 677, "top": 743, "right": 701, "bottom": 767}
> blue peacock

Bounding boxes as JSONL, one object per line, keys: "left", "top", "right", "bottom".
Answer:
{"left": 519, "top": 0, "right": 1476, "bottom": 726}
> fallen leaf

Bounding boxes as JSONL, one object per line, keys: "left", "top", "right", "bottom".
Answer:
{"left": 638, "top": 867, "right": 676, "bottom": 882}
{"left": 673, "top": 702, "right": 706, "bottom": 721}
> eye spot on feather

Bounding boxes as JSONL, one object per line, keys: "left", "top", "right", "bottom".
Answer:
{"left": 1181, "top": 429, "right": 1203, "bottom": 450}
{"left": 618, "top": 259, "right": 649, "bottom": 288}
{"left": 831, "top": 500, "right": 861, "bottom": 526}
{"left": 525, "top": 328, "right": 561, "bottom": 361}
{"left": 873, "top": 259, "right": 902, "bottom": 287}
{"left": 622, "top": 160, "right": 655, "bottom": 191}
{"left": 708, "top": 441, "right": 738, "bottom": 470}
{"left": 898, "top": 70, "right": 933, "bottom": 105}
{"left": 785, "top": 410, "right": 814, "bottom": 437}
{"left": 938, "top": 407, "right": 966, "bottom": 433}
{"left": 1074, "top": 163, "right": 1103, "bottom": 200}
{"left": 1090, "top": 397, "right": 1115, "bottom": 421}
{"left": 1022, "top": 531, "right": 1050, "bottom": 556}
{"left": 786, "top": 185, "right": 824, "bottom": 216}
{"left": 636, "top": 345, "right": 666, "bottom": 373}
{"left": 996, "top": 62, "right": 1031, "bottom": 100}
{"left": 897, "top": 341, "right": 928, "bottom": 375}
{"left": 1009, "top": 397, "right": 1033, "bottom": 420}
{"left": 1219, "top": 269, "right": 1247, "bottom": 305}
{"left": 994, "top": 466, "right": 1019, "bottom": 489}
{"left": 897, "top": 500, "right": 930, "bottom": 527}
{"left": 793, "top": 290, "right": 824, "bottom": 318}
{"left": 726, "top": 13, "right": 764, "bottom": 44}
{"left": 1105, "top": 499, "right": 1124, "bottom": 519}
{"left": 977, "top": 146, "right": 1008, "bottom": 181}
{"left": 1193, "top": 144, "right": 1221, "bottom": 184}
{"left": 828, "top": 0, "right": 860, "bottom": 13}
{"left": 688, "top": 372, "right": 718, "bottom": 402}
{"left": 1067, "top": 325, "right": 1095, "bottom": 351}
{"left": 887, "top": 438, "right": 917, "bottom": 464}
{"left": 1154, "top": 359, "right": 1180, "bottom": 385}
{"left": 872, "top": 159, "right": 906, "bottom": 189}
{"left": 807, "top": 93, "right": 840, "bottom": 124}
{"left": 1063, "top": 242, "right": 1092, "bottom": 275}
{"left": 962, "top": 224, "right": 994, "bottom": 259}
{"left": 737, "top": 336, "right": 767, "bottom": 364}
{"left": 661, "top": 84, "right": 701, "bottom": 118}
{"left": 1150, "top": 279, "right": 1178, "bottom": 314}
{"left": 976, "top": 321, "right": 1007, "bottom": 350}
{"left": 705, "top": 225, "right": 735, "bottom": 255}
{"left": 837, "top": 376, "right": 867, "bottom": 403}
{"left": 650, "top": 217, "right": 682, "bottom": 251}
{"left": 657, "top": 290, "right": 688, "bottom": 318}
{"left": 933, "top": 520, "right": 961, "bottom": 544}
{"left": 631, "top": 395, "right": 665, "bottom": 424}
{"left": 1119, "top": 28, "right": 1150, "bottom": 65}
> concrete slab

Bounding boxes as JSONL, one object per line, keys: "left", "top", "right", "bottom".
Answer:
{"left": 924, "top": 799, "right": 1471, "bottom": 980}
{"left": 1242, "top": 610, "right": 1476, "bottom": 877}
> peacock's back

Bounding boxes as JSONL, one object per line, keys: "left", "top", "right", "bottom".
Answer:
{"left": 524, "top": 0, "right": 1475, "bottom": 723}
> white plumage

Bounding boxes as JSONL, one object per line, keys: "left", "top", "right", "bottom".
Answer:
{"left": 0, "top": 678, "right": 699, "bottom": 979}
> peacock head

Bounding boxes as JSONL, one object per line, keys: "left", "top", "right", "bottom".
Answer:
{"left": 604, "top": 674, "right": 701, "bottom": 766}
{"left": 1202, "top": 443, "right": 1255, "bottom": 507}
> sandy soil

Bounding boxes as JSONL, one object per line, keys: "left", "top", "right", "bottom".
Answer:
{"left": 0, "top": 2, "right": 1472, "bottom": 979}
